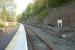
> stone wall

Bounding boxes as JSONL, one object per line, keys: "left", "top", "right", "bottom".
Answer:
{"left": 43, "top": 2, "right": 75, "bottom": 26}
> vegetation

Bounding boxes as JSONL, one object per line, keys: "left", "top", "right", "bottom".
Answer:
{"left": 48, "top": 0, "right": 73, "bottom": 8}
{"left": 0, "top": 0, "right": 16, "bottom": 28}
{"left": 0, "top": 23, "right": 4, "bottom": 28}
{"left": 18, "top": 0, "right": 74, "bottom": 24}
{"left": 17, "top": 3, "right": 33, "bottom": 23}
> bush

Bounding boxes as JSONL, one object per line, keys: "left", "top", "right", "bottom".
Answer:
{"left": 48, "top": 0, "right": 73, "bottom": 8}
{"left": 0, "top": 24, "right": 4, "bottom": 28}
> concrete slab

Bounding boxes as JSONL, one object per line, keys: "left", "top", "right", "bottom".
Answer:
{"left": 5, "top": 24, "right": 28, "bottom": 50}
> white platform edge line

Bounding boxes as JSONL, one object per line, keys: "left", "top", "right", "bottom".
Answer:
{"left": 5, "top": 24, "right": 28, "bottom": 50}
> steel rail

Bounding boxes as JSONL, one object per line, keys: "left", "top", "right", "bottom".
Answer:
{"left": 26, "top": 28, "right": 36, "bottom": 50}
{"left": 27, "top": 26, "right": 54, "bottom": 50}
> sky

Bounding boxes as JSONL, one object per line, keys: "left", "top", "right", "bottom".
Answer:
{"left": 14, "top": 0, "right": 34, "bottom": 15}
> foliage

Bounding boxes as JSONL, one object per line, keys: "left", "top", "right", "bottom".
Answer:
{"left": 48, "top": 0, "right": 73, "bottom": 8}
{"left": 32, "top": 0, "right": 48, "bottom": 15}
{"left": 0, "top": 0, "right": 15, "bottom": 21}
{"left": 37, "top": 9, "right": 48, "bottom": 24}
{"left": 0, "top": 23, "right": 4, "bottom": 28}
{"left": 18, "top": 3, "right": 33, "bottom": 22}
{"left": 18, "top": 0, "right": 74, "bottom": 23}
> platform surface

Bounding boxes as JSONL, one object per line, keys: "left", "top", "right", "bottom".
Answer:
{"left": 5, "top": 24, "right": 28, "bottom": 50}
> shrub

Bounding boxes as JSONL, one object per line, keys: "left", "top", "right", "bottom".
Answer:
{"left": 0, "top": 23, "right": 4, "bottom": 28}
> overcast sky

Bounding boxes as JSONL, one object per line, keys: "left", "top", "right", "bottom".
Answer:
{"left": 14, "top": 0, "right": 34, "bottom": 15}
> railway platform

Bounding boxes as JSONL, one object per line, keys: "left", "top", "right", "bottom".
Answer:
{"left": 5, "top": 24, "right": 28, "bottom": 50}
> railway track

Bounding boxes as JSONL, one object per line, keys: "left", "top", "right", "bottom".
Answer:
{"left": 24, "top": 24, "right": 75, "bottom": 50}
{"left": 25, "top": 25, "right": 54, "bottom": 50}
{"left": 25, "top": 23, "right": 63, "bottom": 38}
{"left": 26, "top": 28, "right": 36, "bottom": 50}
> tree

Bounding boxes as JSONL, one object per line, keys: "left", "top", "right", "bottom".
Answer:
{"left": 18, "top": 0, "right": 74, "bottom": 24}
{"left": 0, "top": 0, "right": 15, "bottom": 21}
{"left": 18, "top": 3, "right": 33, "bottom": 22}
